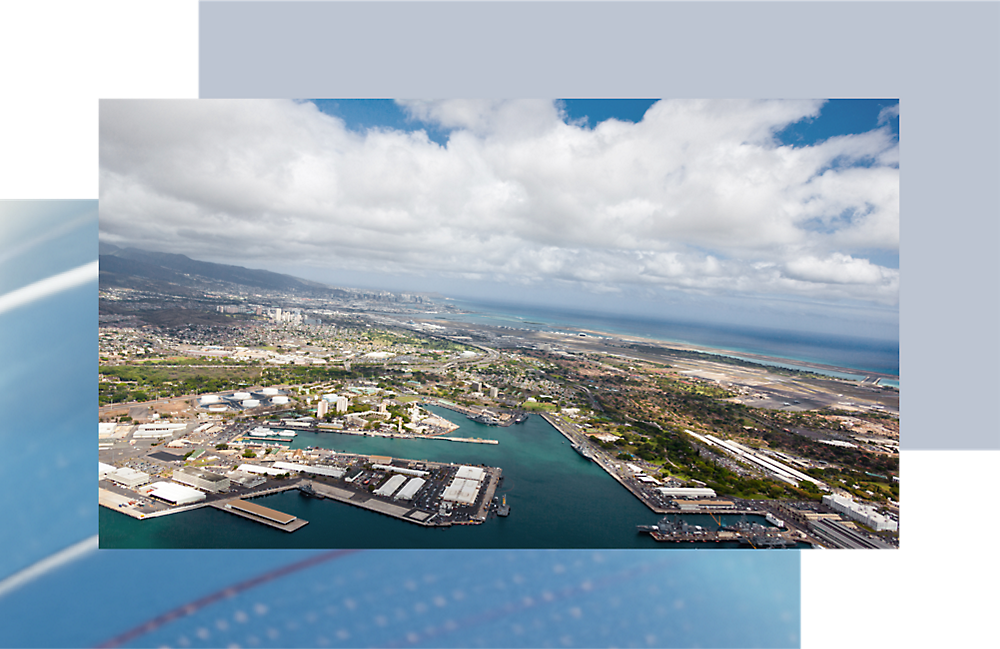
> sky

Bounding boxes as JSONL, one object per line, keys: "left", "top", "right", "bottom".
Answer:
{"left": 99, "top": 98, "right": 899, "bottom": 341}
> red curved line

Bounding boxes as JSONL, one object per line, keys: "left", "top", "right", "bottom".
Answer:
{"left": 95, "top": 549, "right": 361, "bottom": 649}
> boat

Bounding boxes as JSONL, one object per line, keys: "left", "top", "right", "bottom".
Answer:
{"left": 571, "top": 442, "right": 594, "bottom": 461}
{"left": 497, "top": 494, "right": 510, "bottom": 517}
{"left": 297, "top": 483, "right": 324, "bottom": 499}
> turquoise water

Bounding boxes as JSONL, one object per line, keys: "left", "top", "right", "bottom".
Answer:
{"left": 99, "top": 407, "right": 778, "bottom": 549}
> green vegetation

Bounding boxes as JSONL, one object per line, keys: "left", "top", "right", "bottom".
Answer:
{"left": 99, "top": 365, "right": 263, "bottom": 404}
{"left": 521, "top": 401, "right": 557, "bottom": 412}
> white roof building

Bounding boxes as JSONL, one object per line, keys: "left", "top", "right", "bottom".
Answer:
{"left": 108, "top": 467, "right": 149, "bottom": 488}
{"left": 657, "top": 487, "right": 717, "bottom": 498}
{"left": 148, "top": 481, "right": 206, "bottom": 506}
{"left": 395, "top": 478, "right": 426, "bottom": 501}
{"left": 374, "top": 474, "right": 408, "bottom": 497}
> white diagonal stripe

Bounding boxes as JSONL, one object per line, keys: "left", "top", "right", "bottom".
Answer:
{"left": 0, "top": 260, "right": 97, "bottom": 316}
{"left": 0, "top": 535, "right": 98, "bottom": 600}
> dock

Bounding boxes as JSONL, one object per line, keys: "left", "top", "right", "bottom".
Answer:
{"left": 210, "top": 497, "right": 308, "bottom": 532}
{"left": 306, "top": 480, "right": 450, "bottom": 527}
{"left": 474, "top": 470, "right": 501, "bottom": 521}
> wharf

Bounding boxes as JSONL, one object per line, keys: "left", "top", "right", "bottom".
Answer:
{"left": 305, "top": 480, "right": 449, "bottom": 527}
{"left": 210, "top": 497, "right": 308, "bottom": 532}
{"left": 648, "top": 530, "right": 740, "bottom": 543}
{"left": 474, "top": 470, "right": 501, "bottom": 521}
{"left": 315, "top": 425, "right": 497, "bottom": 445}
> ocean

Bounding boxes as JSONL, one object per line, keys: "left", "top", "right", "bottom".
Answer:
{"left": 427, "top": 297, "right": 899, "bottom": 378}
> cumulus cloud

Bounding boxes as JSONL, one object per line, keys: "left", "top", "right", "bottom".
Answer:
{"left": 99, "top": 99, "right": 899, "bottom": 310}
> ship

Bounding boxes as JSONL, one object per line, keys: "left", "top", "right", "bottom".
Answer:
{"left": 636, "top": 515, "right": 710, "bottom": 541}
{"left": 497, "top": 494, "right": 510, "bottom": 517}
{"left": 571, "top": 442, "right": 595, "bottom": 461}
{"left": 297, "top": 482, "right": 324, "bottom": 499}
{"left": 513, "top": 412, "right": 529, "bottom": 424}
{"left": 468, "top": 410, "right": 502, "bottom": 426}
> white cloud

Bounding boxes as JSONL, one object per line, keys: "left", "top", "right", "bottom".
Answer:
{"left": 99, "top": 99, "right": 899, "bottom": 310}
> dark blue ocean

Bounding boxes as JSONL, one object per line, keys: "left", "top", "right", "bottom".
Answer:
{"left": 429, "top": 297, "right": 899, "bottom": 378}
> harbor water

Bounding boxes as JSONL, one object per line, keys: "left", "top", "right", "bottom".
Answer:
{"left": 99, "top": 407, "right": 780, "bottom": 549}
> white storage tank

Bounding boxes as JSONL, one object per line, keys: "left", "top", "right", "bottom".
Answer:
{"left": 262, "top": 387, "right": 279, "bottom": 396}
{"left": 208, "top": 405, "right": 228, "bottom": 412}
{"left": 199, "top": 394, "right": 221, "bottom": 405}
{"left": 241, "top": 399, "right": 260, "bottom": 408}
{"left": 233, "top": 392, "right": 252, "bottom": 400}
{"left": 271, "top": 396, "right": 290, "bottom": 405}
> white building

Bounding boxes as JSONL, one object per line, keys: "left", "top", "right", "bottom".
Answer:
{"left": 442, "top": 465, "right": 487, "bottom": 506}
{"left": 148, "top": 481, "right": 206, "bottom": 506}
{"left": 657, "top": 487, "right": 717, "bottom": 498}
{"left": 823, "top": 494, "right": 898, "bottom": 532}
{"left": 133, "top": 423, "right": 187, "bottom": 439}
{"left": 395, "top": 478, "right": 426, "bottom": 501}
{"left": 375, "top": 474, "right": 408, "bottom": 497}
{"left": 108, "top": 467, "right": 149, "bottom": 488}
{"left": 173, "top": 468, "right": 230, "bottom": 493}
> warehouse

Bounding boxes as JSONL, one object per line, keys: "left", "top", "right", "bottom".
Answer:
{"left": 173, "top": 467, "right": 230, "bottom": 493}
{"left": 133, "top": 423, "right": 187, "bottom": 439}
{"left": 657, "top": 487, "right": 717, "bottom": 498}
{"left": 107, "top": 467, "right": 149, "bottom": 488}
{"left": 394, "top": 477, "right": 426, "bottom": 501}
{"left": 371, "top": 464, "right": 428, "bottom": 477}
{"left": 455, "top": 466, "right": 486, "bottom": 482}
{"left": 272, "top": 462, "right": 346, "bottom": 479}
{"left": 374, "top": 474, "right": 408, "bottom": 497}
{"left": 823, "top": 494, "right": 898, "bottom": 532}
{"left": 147, "top": 481, "right": 206, "bottom": 506}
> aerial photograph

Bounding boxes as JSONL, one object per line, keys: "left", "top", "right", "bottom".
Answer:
{"left": 98, "top": 98, "right": 899, "bottom": 550}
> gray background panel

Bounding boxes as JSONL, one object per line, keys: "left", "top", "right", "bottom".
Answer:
{"left": 200, "top": 1, "right": 1000, "bottom": 450}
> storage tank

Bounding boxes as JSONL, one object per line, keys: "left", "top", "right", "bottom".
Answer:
{"left": 241, "top": 399, "right": 260, "bottom": 408}
{"left": 199, "top": 394, "right": 221, "bottom": 405}
{"left": 208, "top": 405, "right": 228, "bottom": 412}
{"left": 271, "top": 396, "right": 290, "bottom": 405}
{"left": 262, "top": 387, "right": 279, "bottom": 396}
{"left": 233, "top": 392, "right": 252, "bottom": 400}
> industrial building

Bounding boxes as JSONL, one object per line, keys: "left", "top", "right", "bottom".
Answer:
{"left": 372, "top": 464, "right": 428, "bottom": 477}
{"left": 173, "top": 467, "right": 230, "bottom": 493}
{"left": 442, "top": 465, "right": 486, "bottom": 506}
{"left": 374, "top": 474, "right": 408, "bottom": 497}
{"left": 822, "top": 493, "right": 898, "bottom": 532}
{"left": 147, "top": 481, "right": 206, "bottom": 506}
{"left": 225, "top": 470, "right": 266, "bottom": 489}
{"left": 133, "top": 423, "right": 187, "bottom": 439}
{"left": 107, "top": 467, "right": 149, "bottom": 488}
{"left": 657, "top": 487, "right": 718, "bottom": 498}
{"left": 272, "top": 462, "right": 346, "bottom": 479}
{"left": 394, "top": 477, "right": 426, "bottom": 501}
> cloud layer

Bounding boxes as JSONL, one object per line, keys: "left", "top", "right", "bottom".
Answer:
{"left": 100, "top": 99, "right": 899, "bottom": 311}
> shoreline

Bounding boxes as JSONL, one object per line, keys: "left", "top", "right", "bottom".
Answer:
{"left": 418, "top": 314, "right": 898, "bottom": 383}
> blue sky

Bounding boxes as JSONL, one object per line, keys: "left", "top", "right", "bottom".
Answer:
{"left": 99, "top": 99, "right": 899, "bottom": 341}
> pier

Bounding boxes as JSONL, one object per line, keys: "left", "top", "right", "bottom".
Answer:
{"left": 305, "top": 480, "right": 452, "bottom": 527}
{"left": 210, "top": 497, "right": 308, "bottom": 532}
{"left": 314, "top": 424, "right": 498, "bottom": 444}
